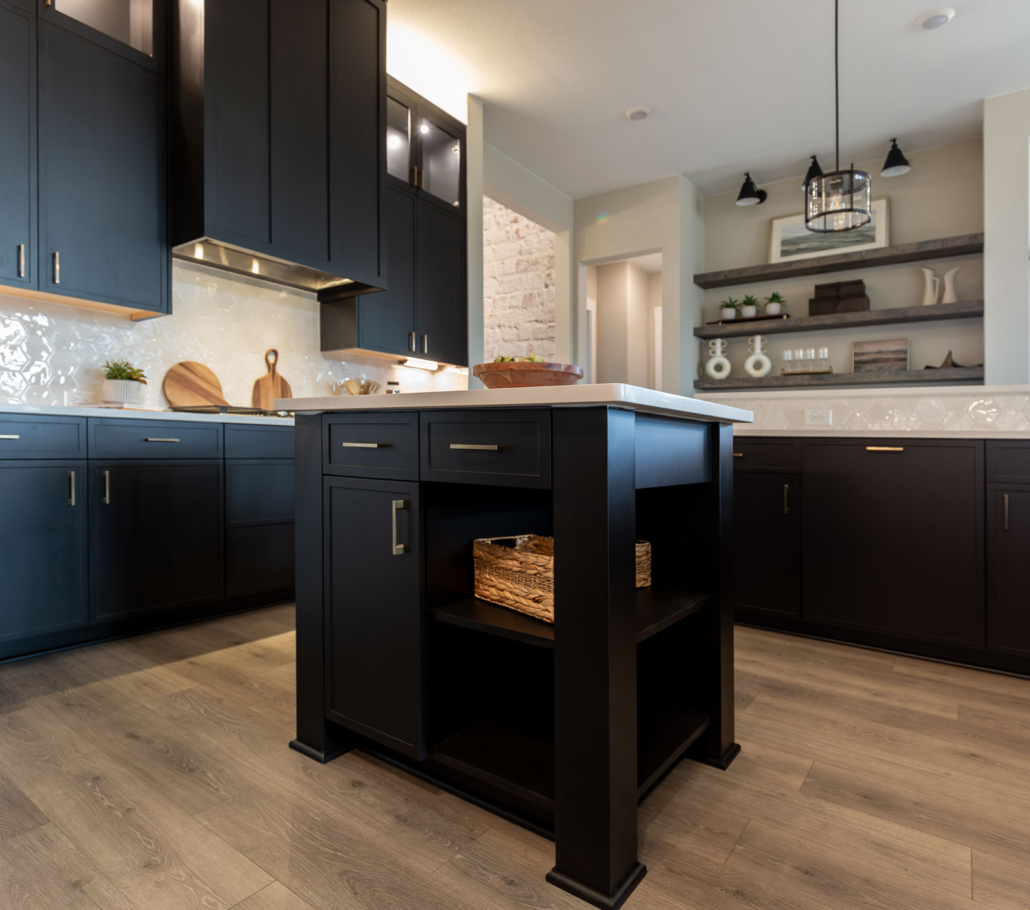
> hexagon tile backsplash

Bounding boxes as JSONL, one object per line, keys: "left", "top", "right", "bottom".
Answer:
{"left": 0, "top": 261, "right": 466, "bottom": 407}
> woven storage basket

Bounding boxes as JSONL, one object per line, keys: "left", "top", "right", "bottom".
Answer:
{"left": 473, "top": 535, "right": 651, "bottom": 624}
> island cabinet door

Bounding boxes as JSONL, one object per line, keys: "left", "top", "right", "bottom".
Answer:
{"left": 733, "top": 473, "right": 800, "bottom": 618}
{"left": 324, "top": 476, "right": 424, "bottom": 759}
{"left": 802, "top": 439, "right": 984, "bottom": 649}
{"left": 987, "top": 486, "right": 1030, "bottom": 657}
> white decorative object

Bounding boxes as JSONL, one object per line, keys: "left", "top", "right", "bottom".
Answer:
{"left": 741, "top": 304, "right": 757, "bottom": 319}
{"left": 941, "top": 266, "right": 961, "bottom": 304}
{"left": 101, "top": 379, "right": 146, "bottom": 406}
{"left": 744, "top": 335, "right": 772, "bottom": 378}
{"left": 705, "top": 339, "right": 732, "bottom": 381}
{"left": 765, "top": 302, "right": 783, "bottom": 315}
{"left": 920, "top": 267, "right": 940, "bottom": 306}
{"left": 719, "top": 306, "right": 737, "bottom": 320}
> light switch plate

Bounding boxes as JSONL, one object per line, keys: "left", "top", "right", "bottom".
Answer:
{"left": 64, "top": 390, "right": 93, "bottom": 407}
{"left": 805, "top": 408, "right": 832, "bottom": 426}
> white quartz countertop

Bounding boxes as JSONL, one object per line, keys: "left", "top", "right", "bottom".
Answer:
{"left": 278, "top": 383, "right": 753, "bottom": 424}
{"left": 0, "top": 402, "right": 294, "bottom": 426}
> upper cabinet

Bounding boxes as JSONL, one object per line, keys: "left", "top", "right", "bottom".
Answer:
{"left": 38, "top": 0, "right": 165, "bottom": 72}
{"left": 169, "top": 0, "right": 388, "bottom": 296}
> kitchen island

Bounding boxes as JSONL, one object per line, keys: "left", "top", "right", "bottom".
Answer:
{"left": 280, "top": 384, "right": 751, "bottom": 910}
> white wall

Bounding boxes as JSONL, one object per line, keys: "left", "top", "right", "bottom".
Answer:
{"left": 983, "top": 88, "right": 1030, "bottom": 385}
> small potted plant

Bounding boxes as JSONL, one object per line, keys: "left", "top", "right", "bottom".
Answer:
{"left": 719, "top": 297, "right": 739, "bottom": 320}
{"left": 740, "top": 295, "right": 760, "bottom": 319}
{"left": 101, "top": 360, "right": 147, "bottom": 406}
{"left": 765, "top": 292, "right": 786, "bottom": 316}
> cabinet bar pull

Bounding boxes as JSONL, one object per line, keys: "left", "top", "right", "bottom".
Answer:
{"left": 144, "top": 438, "right": 180, "bottom": 443}
{"left": 733, "top": 452, "right": 743, "bottom": 458}
{"left": 69, "top": 470, "right": 76, "bottom": 507}
{"left": 421, "top": 334, "right": 428, "bottom": 355}
{"left": 17, "top": 244, "right": 25, "bottom": 278}
{"left": 866, "top": 446, "right": 904, "bottom": 452}
{"left": 784, "top": 483, "right": 789, "bottom": 515}
{"left": 0, "top": 435, "right": 20, "bottom": 440}
{"left": 53, "top": 251, "right": 60, "bottom": 284}
{"left": 1004, "top": 493, "right": 1010, "bottom": 531}
{"left": 103, "top": 470, "right": 111, "bottom": 505}
{"left": 391, "top": 499, "right": 406, "bottom": 555}
{"left": 408, "top": 331, "right": 416, "bottom": 352}
{"left": 450, "top": 443, "right": 500, "bottom": 451}
{"left": 411, "top": 165, "right": 418, "bottom": 188}
{"left": 341, "top": 442, "right": 386, "bottom": 448}
{"left": 419, "top": 168, "right": 425, "bottom": 190}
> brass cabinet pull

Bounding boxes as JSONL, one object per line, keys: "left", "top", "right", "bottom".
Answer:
{"left": 69, "top": 470, "right": 76, "bottom": 507}
{"left": 450, "top": 444, "right": 500, "bottom": 451}
{"left": 1004, "top": 493, "right": 1010, "bottom": 531}
{"left": 408, "top": 331, "right": 416, "bottom": 352}
{"left": 341, "top": 442, "right": 386, "bottom": 448}
{"left": 391, "top": 499, "right": 406, "bottom": 555}
{"left": 866, "top": 446, "right": 904, "bottom": 452}
{"left": 144, "top": 438, "right": 180, "bottom": 443}
{"left": 421, "top": 334, "right": 428, "bottom": 355}
{"left": 103, "top": 470, "right": 111, "bottom": 505}
{"left": 411, "top": 165, "right": 418, "bottom": 188}
{"left": 733, "top": 452, "right": 743, "bottom": 458}
{"left": 784, "top": 483, "right": 789, "bottom": 515}
{"left": 0, "top": 435, "right": 20, "bottom": 440}
{"left": 17, "top": 244, "right": 25, "bottom": 278}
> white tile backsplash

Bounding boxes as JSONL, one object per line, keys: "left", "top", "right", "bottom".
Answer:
{"left": 0, "top": 261, "right": 467, "bottom": 407}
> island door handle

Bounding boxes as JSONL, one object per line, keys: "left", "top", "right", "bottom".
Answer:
{"left": 69, "top": 470, "right": 76, "bottom": 507}
{"left": 1004, "top": 493, "right": 1010, "bottom": 531}
{"left": 341, "top": 442, "right": 387, "bottom": 448}
{"left": 391, "top": 499, "right": 406, "bottom": 555}
{"left": 0, "top": 435, "right": 20, "bottom": 440}
{"left": 421, "top": 334, "right": 428, "bottom": 355}
{"left": 408, "top": 331, "right": 416, "bottom": 352}
{"left": 17, "top": 244, "right": 25, "bottom": 278}
{"left": 103, "top": 470, "right": 111, "bottom": 505}
{"left": 784, "top": 483, "right": 789, "bottom": 515}
{"left": 449, "top": 444, "right": 500, "bottom": 451}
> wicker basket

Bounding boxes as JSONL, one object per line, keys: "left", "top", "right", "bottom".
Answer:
{"left": 473, "top": 535, "right": 651, "bottom": 624}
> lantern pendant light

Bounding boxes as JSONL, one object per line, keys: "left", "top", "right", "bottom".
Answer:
{"left": 804, "top": 0, "right": 871, "bottom": 233}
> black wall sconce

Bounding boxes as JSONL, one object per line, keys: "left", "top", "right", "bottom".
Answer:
{"left": 735, "top": 172, "right": 767, "bottom": 206}
{"left": 881, "top": 138, "right": 912, "bottom": 177}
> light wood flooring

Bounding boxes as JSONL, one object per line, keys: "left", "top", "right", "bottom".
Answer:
{"left": 1, "top": 605, "right": 1029, "bottom": 910}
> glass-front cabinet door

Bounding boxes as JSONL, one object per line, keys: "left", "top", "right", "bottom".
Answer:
{"left": 417, "top": 113, "right": 462, "bottom": 212}
{"left": 386, "top": 95, "right": 413, "bottom": 185}
{"left": 40, "top": 0, "right": 163, "bottom": 70}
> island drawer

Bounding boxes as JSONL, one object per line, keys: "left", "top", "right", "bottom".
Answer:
{"left": 0, "top": 415, "right": 86, "bottom": 459}
{"left": 420, "top": 409, "right": 551, "bottom": 489}
{"left": 324, "top": 412, "right": 419, "bottom": 481}
{"left": 732, "top": 438, "right": 801, "bottom": 473}
{"left": 88, "top": 420, "right": 223, "bottom": 459}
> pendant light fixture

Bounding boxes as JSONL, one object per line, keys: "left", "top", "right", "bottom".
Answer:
{"left": 804, "top": 0, "right": 871, "bottom": 233}
{"left": 881, "top": 138, "right": 912, "bottom": 177}
{"left": 735, "top": 172, "right": 767, "bottom": 206}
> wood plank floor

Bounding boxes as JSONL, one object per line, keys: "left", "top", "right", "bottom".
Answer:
{"left": 1, "top": 607, "right": 1029, "bottom": 910}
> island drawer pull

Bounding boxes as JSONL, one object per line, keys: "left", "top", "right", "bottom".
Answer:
{"left": 733, "top": 452, "right": 743, "bottom": 458}
{"left": 341, "top": 442, "right": 388, "bottom": 448}
{"left": 866, "top": 446, "right": 904, "bottom": 452}
{"left": 145, "top": 438, "right": 180, "bottom": 443}
{"left": 450, "top": 444, "right": 501, "bottom": 451}
{"left": 0, "top": 435, "right": 20, "bottom": 440}
{"left": 391, "top": 499, "right": 406, "bottom": 555}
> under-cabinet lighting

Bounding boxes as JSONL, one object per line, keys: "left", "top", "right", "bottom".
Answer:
{"left": 251, "top": 259, "right": 260, "bottom": 274}
{"left": 194, "top": 243, "right": 204, "bottom": 260}
{"left": 403, "top": 357, "right": 439, "bottom": 371}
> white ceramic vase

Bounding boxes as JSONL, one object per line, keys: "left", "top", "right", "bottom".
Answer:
{"left": 705, "top": 339, "right": 731, "bottom": 381}
{"left": 101, "top": 379, "right": 145, "bottom": 406}
{"left": 941, "top": 266, "right": 960, "bottom": 304}
{"left": 920, "top": 267, "right": 940, "bottom": 306}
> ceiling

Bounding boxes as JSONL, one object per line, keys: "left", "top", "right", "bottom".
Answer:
{"left": 386, "top": 0, "right": 1030, "bottom": 200}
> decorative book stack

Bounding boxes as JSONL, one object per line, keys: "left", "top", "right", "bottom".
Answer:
{"left": 809, "top": 279, "right": 869, "bottom": 316}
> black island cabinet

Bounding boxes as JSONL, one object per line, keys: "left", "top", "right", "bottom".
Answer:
{"left": 288, "top": 387, "right": 750, "bottom": 910}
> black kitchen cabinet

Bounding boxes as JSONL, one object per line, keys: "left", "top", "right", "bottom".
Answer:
{"left": 0, "top": 1, "right": 36, "bottom": 292}
{"left": 803, "top": 440, "right": 984, "bottom": 649}
{"left": 988, "top": 486, "right": 1030, "bottom": 658}
{"left": 732, "top": 473, "right": 800, "bottom": 619}
{"left": 38, "top": 21, "right": 168, "bottom": 313}
{"left": 0, "top": 461, "right": 88, "bottom": 643}
{"left": 170, "top": 0, "right": 387, "bottom": 295}
{"left": 39, "top": 0, "right": 165, "bottom": 72}
{"left": 324, "top": 476, "right": 424, "bottom": 758}
{"left": 415, "top": 200, "right": 466, "bottom": 366}
{"left": 90, "top": 460, "right": 223, "bottom": 621}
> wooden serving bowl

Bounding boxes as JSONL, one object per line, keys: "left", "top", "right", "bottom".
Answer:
{"left": 472, "top": 361, "right": 584, "bottom": 389}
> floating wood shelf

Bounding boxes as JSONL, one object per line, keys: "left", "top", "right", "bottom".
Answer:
{"left": 694, "top": 300, "right": 984, "bottom": 340}
{"left": 693, "top": 233, "right": 984, "bottom": 290}
{"left": 694, "top": 366, "right": 984, "bottom": 391}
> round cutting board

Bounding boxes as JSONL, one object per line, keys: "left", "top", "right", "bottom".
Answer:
{"left": 163, "top": 362, "right": 230, "bottom": 408}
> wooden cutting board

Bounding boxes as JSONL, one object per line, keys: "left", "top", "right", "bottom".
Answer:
{"left": 252, "top": 349, "right": 293, "bottom": 410}
{"left": 163, "top": 362, "right": 230, "bottom": 408}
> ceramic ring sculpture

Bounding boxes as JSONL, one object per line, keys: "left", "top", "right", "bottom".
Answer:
{"left": 744, "top": 334, "right": 772, "bottom": 378}
{"left": 706, "top": 339, "right": 731, "bottom": 381}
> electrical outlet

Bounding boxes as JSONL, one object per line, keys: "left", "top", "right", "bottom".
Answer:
{"left": 805, "top": 408, "right": 832, "bottom": 427}
{"left": 64, "top": 390, "right": 93, "bottom": 407}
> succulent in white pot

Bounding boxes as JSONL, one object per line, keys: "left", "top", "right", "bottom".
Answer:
{"left": 101, "top": 360, "right": 147, "bottom": 406}
{"left": 719, "top": 297, "right": 739, "bottom": 320}
{"left": 764, "top": 292, "right": 786, "bottom": 316}
{"left": 740, "top": 295, "right": 759, "bottom": 319}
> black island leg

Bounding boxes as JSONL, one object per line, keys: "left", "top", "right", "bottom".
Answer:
{"left": 548, "top": 407, "right": 646, "bottom": 910}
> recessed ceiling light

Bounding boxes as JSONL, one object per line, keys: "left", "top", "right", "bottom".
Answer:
{"left": 917, "top": 7, "right": 955, "bottom": 29}
{"left": 625, "top": 106, "right": 652, "bottom": 122}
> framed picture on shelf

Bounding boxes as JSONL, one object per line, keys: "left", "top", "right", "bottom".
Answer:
{"left": 852, "top": 338, "right": 909, "bottom": 373}
{"left": 769, "top": 198, "right": 890, "bottom": 263}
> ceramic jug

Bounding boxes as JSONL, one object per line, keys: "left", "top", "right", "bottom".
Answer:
{"left": 921, "top": 268, "right": 940, "bottom": 306}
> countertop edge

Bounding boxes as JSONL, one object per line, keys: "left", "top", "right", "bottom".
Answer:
{"left": 0, "top": 403, "right": 294, "bottom": 426}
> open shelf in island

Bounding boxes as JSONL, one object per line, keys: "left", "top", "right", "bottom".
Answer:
{"left": 430, "top": 587, "right": 711, "bottom": 648}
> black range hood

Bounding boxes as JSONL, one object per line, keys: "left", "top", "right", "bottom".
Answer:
{"left": 169, "top": 0, "right": 388, "bottom": 296}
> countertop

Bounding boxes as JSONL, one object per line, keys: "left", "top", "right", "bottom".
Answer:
{"left": 0, "top": 402, "right": 295, "bottom": 426}
{"left": 277, "top": 383, "right": 753, "bottom": 424}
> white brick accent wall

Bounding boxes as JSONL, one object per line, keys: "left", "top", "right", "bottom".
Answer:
{"left": 483, "top": 197, "right": 556, "bottom": 362}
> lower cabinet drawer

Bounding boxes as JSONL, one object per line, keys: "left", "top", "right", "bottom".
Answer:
{"left": 987, "top": 441, "right": 1030, "bottom": 484}
{"left": 420, "top": 409, "right": 551, "bottom": 488}
{"left": 0, "top": 415, "right": 86, "bottom": 459}
{"left": 225, "top": 424, "right": 294, "bottom": 459}
{"left": 324, "top": 412, "right": 418, "bottom": 481}
{"left": 732, "top": 438, "right": 801, "bottom": 473}
{"left": 89, "top": 419, "right": 223, "bottom": 459}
